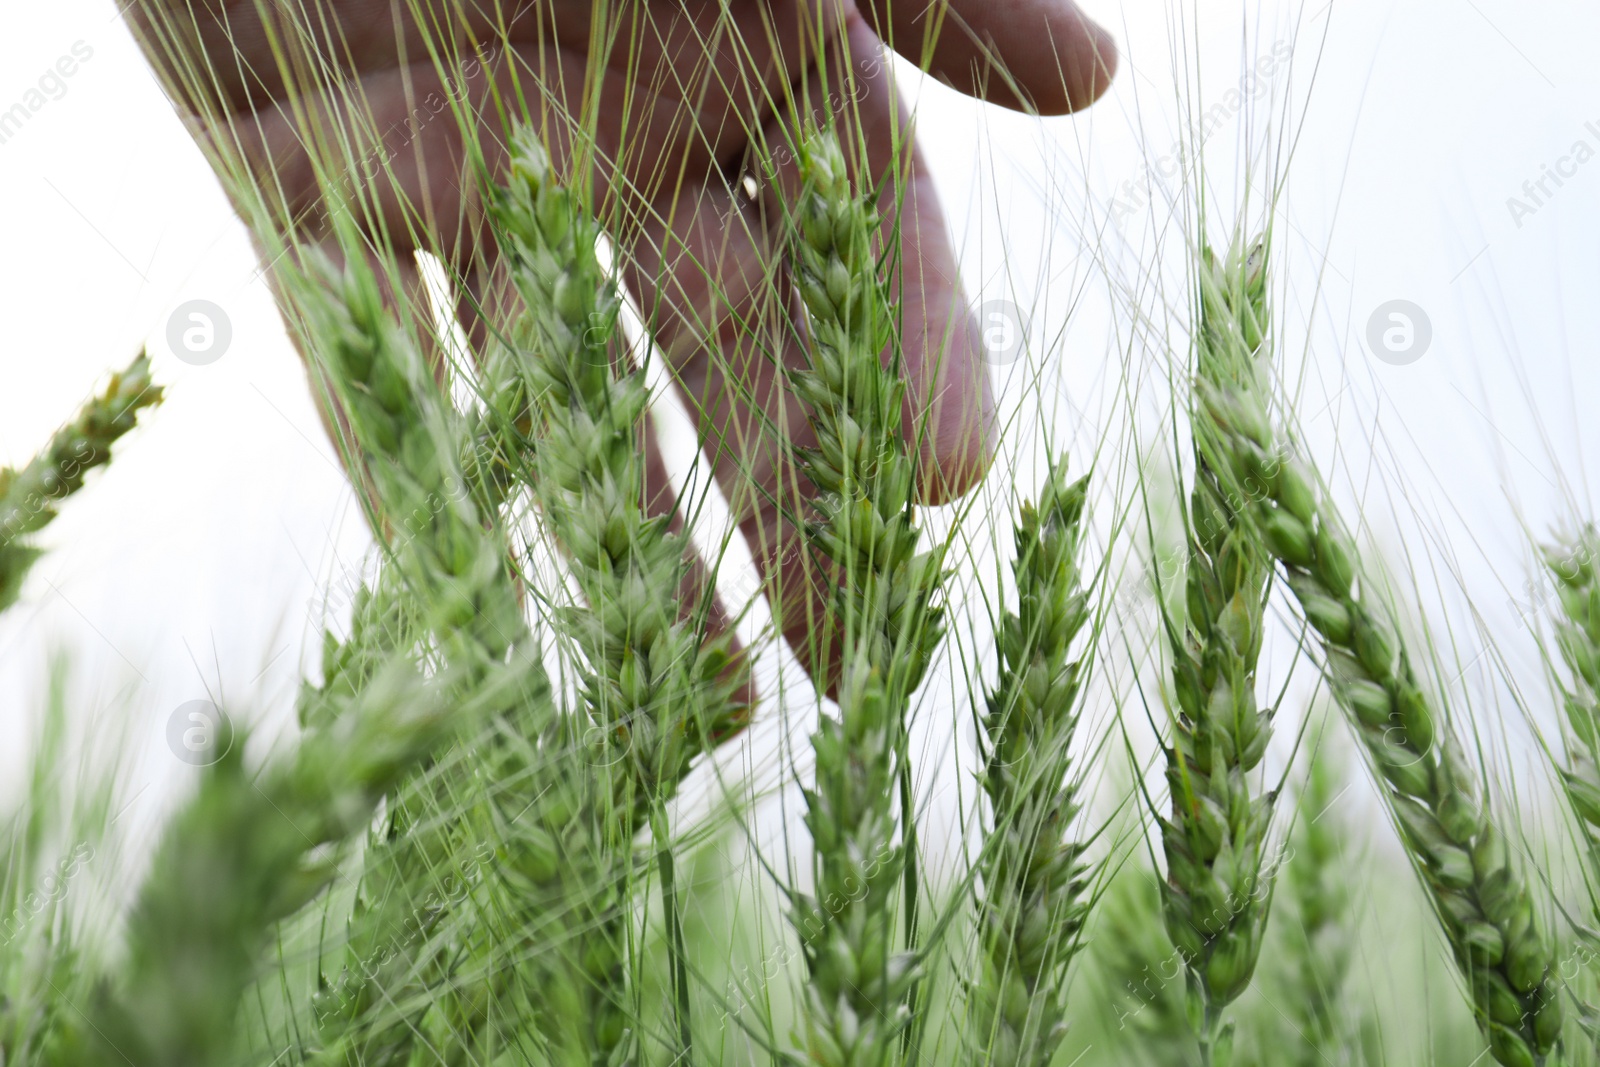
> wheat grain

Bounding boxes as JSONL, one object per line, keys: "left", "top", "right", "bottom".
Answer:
{"left": 284, "top": 243, "right": 528, "bottom": 664}
{"left": 1536, "top": 527, "right": 1600, "bottom": 1047}
{"left": 1540, "top": 528, "right": 1600, "bottom": 856}
{"left": 489, "top": 127, "right": 751, "bottom": 816}
{"left": 485, "top": 126, "right": 753, "bottom": 1063}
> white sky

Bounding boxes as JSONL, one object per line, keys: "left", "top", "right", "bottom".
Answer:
{"left": 2, "top": 1, "right": 1597, "bottom": 849}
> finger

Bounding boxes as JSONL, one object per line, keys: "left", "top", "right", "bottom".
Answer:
{"left": 758, "top": 14, "right": 992, "bottom": 505}
{"left": 198, "top": 48, "right": 540, "bottom": 271}
{"left": 860, "top": 0, "right": 1118, "bottom": 113}
{"left": 127, "top": 1, "right": 828, "bottom": 247}
{"left": 617, "top": 169, "right": 843, "bottom": 686}
{"left": 126, "top": 0, "right": 568, "bottom": 116}
{"left": 621, "top": 15, "right": 996, "bottom": 688}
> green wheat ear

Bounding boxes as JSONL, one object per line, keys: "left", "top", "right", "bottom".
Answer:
{"left": 315, "top": 125, "right": 760, "bottom": 1067}
{"left": 488, "top": 125, "right": 751, "bottom": 811}
{"left": 1538, "top": 526, "right": 1600, "bottom": 1047}
{"left": 1279, "top": 731, "right": 1365, "bottom": 1064}
{"left": 477, "top": 123, "right": 752, "bottom": 1062}
{"left": 1158, "top": 234, "right": 1281, "bottom": 1065}
{"left": 1094, "top": 867, "right": 1197, "bottom": 1060}
{"left": 1541, "top": 527, "right": 1600, "bottom": 847}
{"left": 1200, "top": 230, "right": 1564, "bottom": 1067}
{"left": 785, "top": 127, "right": 947, "bottom": 1067}
{"left": 268, "top": 227, "right": 573, "bottom": 1065}
{"left": 67, "top": 632, "right": 543, "bottom": 1067}
{"left": 969, "top": 455, "right": 1098, "bottom": 1066}
{"left": 0, "top": 353, "right": 162, "bottom": 612}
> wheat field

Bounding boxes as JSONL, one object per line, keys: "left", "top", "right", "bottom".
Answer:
{"left": 2, "top": 3, "right": 1599, "bottom": 1066}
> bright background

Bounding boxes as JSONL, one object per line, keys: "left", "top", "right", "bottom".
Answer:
{"left": 2, "top": 1, "right": 1598, "bottom": 870}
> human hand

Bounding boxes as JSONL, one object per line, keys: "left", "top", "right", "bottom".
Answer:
{"left": 126, "top": 0, "right": 1117, "bottom": 686}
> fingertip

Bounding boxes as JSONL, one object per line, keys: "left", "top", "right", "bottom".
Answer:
{"left": 1059, "top": 9, "right": 1120, "bottom": 113}
{"left": 907, "top": 301, "right": 996, "bottom": 507}
{"left": 1019, "top": 4, "right": 1120, "bottom": 115}
{"left": 879, "top": 0, "right": 1120, "bottom": 117}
